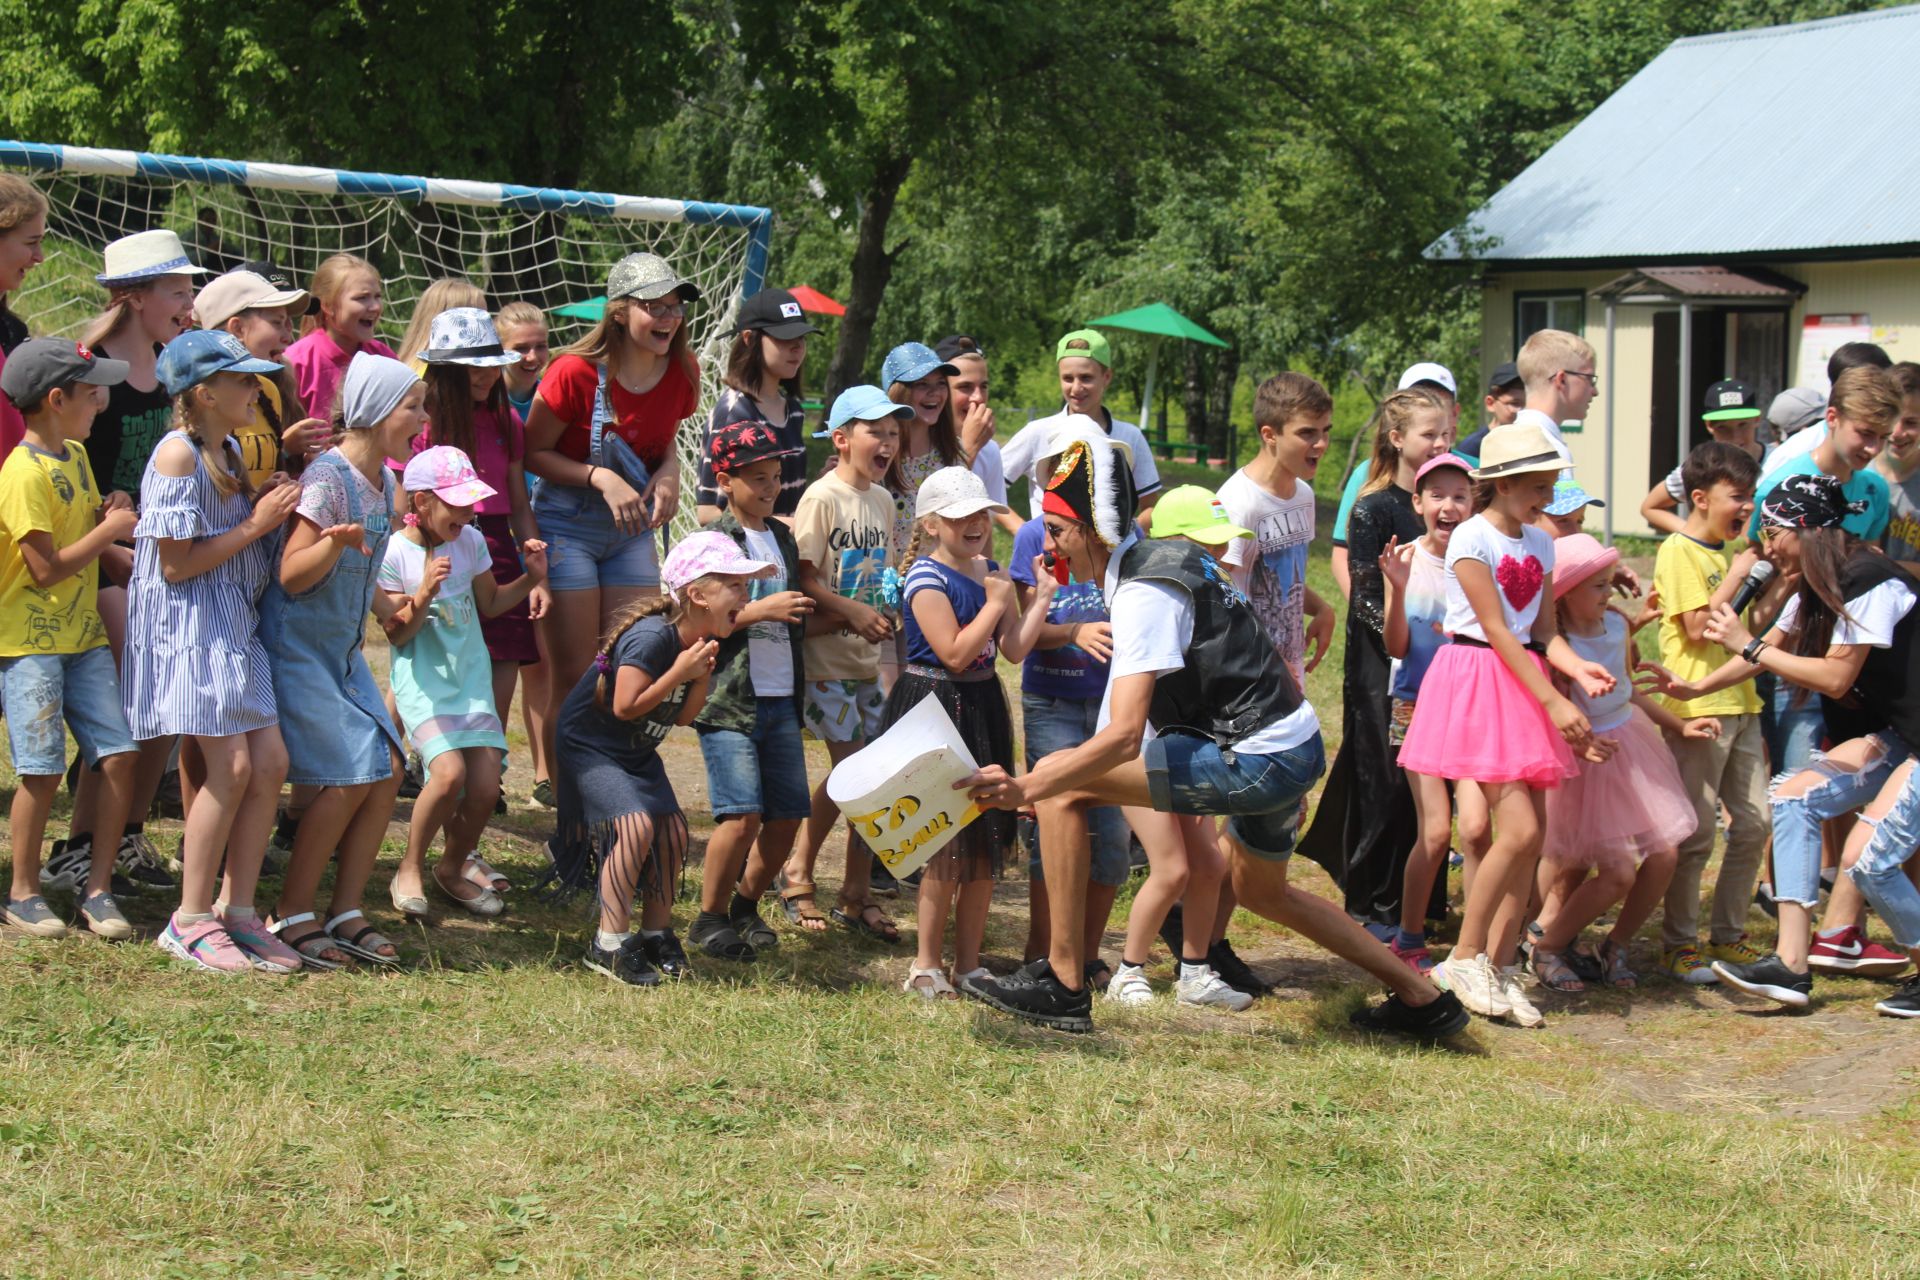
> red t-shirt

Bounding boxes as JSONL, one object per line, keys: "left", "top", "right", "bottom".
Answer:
{"left": 537, "top": 353, "right": 698, "bottom": 471}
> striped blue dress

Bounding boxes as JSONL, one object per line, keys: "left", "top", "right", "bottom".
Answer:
{"left": 122, "top": 431, "right": 278, "bottom": 739}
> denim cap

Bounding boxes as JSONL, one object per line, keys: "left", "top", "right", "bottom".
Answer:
{"left": 1544, "top": 479, "right": 1605, "bottom": 516}
{"left": 818, "top": 383, "right": 913, "bottom": 437}
{"left": 156, "top": 329, "right": 281, "bottom": 397}
{"left": 880, "top": 341, "right": 957, "bottom": 389}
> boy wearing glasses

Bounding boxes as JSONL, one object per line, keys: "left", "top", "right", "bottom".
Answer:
{"left": 1512, "top": 327, "right": 1595, "bottom": 480}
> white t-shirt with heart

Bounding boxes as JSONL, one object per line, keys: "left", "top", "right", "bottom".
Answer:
{"left": 1442, "top": 515, "right": 1557, "bottom": 642}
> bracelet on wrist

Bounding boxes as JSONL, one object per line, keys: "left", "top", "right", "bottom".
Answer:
{"left": 1741, "top": 637, "right": 1768, "bottom": 665}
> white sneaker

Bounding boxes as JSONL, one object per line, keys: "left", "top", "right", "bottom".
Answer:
{"left": 1175, "top": 964, "right": 1254, "bottom": 1012}
{"left": 1106, "top": 962, "right": 1155, "bottom": 1006}
{"left": 1499, "top": 965, "right": 1545, "bottom": 1028}
{"left": 1445, "top": 952, "right": 1506, "bottom": 1018}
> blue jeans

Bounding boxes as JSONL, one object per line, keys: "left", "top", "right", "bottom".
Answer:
{"left": 1770, "top": 732, "right": 1910, "bottom": 907}
{"left": 1145, "top": 730, "right": 1327, "bottom": 861}
{"left": 1021, "top": 691, "right": 1129, "bottom": 887}
{"left": 0, "top": 648, "right": 137, "bottom": 775}
{"left": 1762, "top": 673, "right": 1826, "bottom": 777}
{"left": 1851, "top": 756, "right": 1920, "bottom": 948}
{"left": 697, "top": 698, "right": 811, "bottom": 822}
{"left": 533, "top": 481, "right": 660, "bottom": 591}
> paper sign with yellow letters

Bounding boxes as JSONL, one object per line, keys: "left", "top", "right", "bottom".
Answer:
{"left": 826, "top": 695, "right": 982, "bottom": 877}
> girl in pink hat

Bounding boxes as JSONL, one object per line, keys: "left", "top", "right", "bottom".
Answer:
{"left": 1528, "top": 533, "right": 1709, "bottom": 994}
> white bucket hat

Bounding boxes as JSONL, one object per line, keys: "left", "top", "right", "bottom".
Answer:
{"left": 97, "top": 230, "right": 209, "bottom": 286}
{"left": 420, "top": 307, "right": 520, "bottom": 367}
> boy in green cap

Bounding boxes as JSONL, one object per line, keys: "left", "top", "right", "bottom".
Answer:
{"left": 1000, "top": 329, "right": 1163, "bottom": 526}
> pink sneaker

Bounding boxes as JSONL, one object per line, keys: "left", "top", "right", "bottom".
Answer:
{"left": 1389, "top": 937, "right": 1436, "bottom": 976}
{"left": 157, "top": 916, "right": 253, "bottom": 974}
{"left": 219, "top": 910, "right": 304, "bottom": 974}
{"left": 1808, "top": 926, "right": 1912, "bottom": 978}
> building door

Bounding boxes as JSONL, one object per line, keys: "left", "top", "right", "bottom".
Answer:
{"left": 1648, "top": 308, "right": 1789, "bottom": 488}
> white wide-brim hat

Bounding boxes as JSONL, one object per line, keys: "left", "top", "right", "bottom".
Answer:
{"left": 97, "top": 230, "right": 210, "bottom": 286}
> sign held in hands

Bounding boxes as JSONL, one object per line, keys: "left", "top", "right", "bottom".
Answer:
{"left": 826, "top": 696, "right": 982, "bottom": 878}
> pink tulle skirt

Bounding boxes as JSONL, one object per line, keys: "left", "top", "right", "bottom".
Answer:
{"left": 1543, "top": 705, "right": 1697, "bottom": 872}
{"left": 1397, "top": 643, "right": 1578, "bottom": 789}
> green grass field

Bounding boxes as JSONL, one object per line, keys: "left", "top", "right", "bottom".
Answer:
{"left": 5, "top": 467, "right": 1920, "bottom": 1279}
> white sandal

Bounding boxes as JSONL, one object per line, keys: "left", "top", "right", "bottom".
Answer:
{"left": 325, "top": 909, "right": 401, "bottom": 966}
{"left": 903, "top": 966, "right": 958, "bottom": 1000}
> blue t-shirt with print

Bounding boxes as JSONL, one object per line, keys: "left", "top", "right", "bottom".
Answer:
{"left": 1008, "top": 518, "right": 1110, "bottom": 701}
{"left": 903, "top": 556, "right": 996, "bottom": 671}
{"left": 1750, "top": 453, "right": 1890, "bottom": 542}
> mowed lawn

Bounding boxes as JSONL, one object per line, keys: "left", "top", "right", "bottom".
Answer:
{"left": 4, "top": 470, "right": 1920, "bottom": 1278}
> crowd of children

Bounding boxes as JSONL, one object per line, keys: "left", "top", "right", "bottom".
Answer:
{"left": 7, "top": 191, "right": 1920, "bottom": 1037}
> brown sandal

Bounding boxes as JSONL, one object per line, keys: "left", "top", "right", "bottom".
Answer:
{"left": 832, "top": 900, "right": 900, "bottom": 944}
{"left": 777, "top": 874, "right": 829, "bottom": 932}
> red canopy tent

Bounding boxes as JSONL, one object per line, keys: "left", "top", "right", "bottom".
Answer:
{"left": 787, "top": 285, "right": 846, "bottom": 316}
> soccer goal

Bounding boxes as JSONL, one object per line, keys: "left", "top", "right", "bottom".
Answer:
{"left": 0, "top": 140, "right": 772, "bottom": 538}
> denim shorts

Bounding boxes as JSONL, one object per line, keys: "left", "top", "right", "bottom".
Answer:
{"left": 532, "top": 481, "right": 659, "bottom": 592}
{"left": 698, "top": 697, "right": 813, "bottom": 821}
{"left": 1022, "top": 690, "right": 1129, "bottom": 887}
{"left": 1, "top": 648, "right": 138, "bottom": 776}
{"left": 1144, "top": 730, "right": 1327, "bottom": 861}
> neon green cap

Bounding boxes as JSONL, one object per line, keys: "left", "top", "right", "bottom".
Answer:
{"left": 1148, "top": 484, "right": 1253, "bottom": 544}
{"left": 1055, "top": 328, "right": 1112, "bottom": 368}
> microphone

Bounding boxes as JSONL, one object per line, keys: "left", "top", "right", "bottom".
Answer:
{"left": 1728, "top": 560, "right": 1776, "bottom": 616}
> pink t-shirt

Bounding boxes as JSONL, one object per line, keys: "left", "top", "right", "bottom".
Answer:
{"left": 412, "top": 402, "right": 523, "bottom": 517}
{"left": 285, "top": 328, "right": 401, "bottom": 424}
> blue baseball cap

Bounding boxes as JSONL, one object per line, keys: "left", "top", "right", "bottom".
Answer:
{"left": 880, "top": 341, "right": 957, "bottom": 389}
{"left": 157, "top": 329, "right": 281, "bottom": 397}
{"left": 1544, "top": 479, "right": 1605, "bottom": 517}
{"left": 818, "top": 383, "right": 914, "bottom": 438}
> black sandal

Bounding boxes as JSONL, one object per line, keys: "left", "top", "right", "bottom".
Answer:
{"left": 831, "top": 901, "right": 900, "bottom": 944}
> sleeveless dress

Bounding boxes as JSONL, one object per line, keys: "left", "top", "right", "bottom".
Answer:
{"left": 259, "top": 448, "right": 404, "bottom": 786}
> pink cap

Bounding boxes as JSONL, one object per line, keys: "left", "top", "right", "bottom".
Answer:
{"left": 661, "top": 530, "right": 777, "bottom": 597}
{"left": 1552, "top": 532, "right": 1620, "bottom": 599}
{"left": 402, "top": 445, "right": 497, "bottom": 508}
{"left": 1414, "top": 452, "right": 1474, "bottom": 490}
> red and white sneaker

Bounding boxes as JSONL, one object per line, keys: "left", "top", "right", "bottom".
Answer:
{"left": 1389, "top": 937, "right": 1436, "bottom": 976}
{"left": 1807, "top": 926, "right": 1912, "bottom": 978}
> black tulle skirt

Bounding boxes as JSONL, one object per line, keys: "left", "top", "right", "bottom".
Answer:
{"left": 878, "top": 664, "right": 1015, "bottom": 882}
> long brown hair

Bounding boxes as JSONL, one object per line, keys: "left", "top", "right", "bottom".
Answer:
{"left": 1787, "top": 527, "right": 1867, "bottom": 657}
{"left": 559, "top": 295, "right": 699, "bottom": 389}
{"left": 884, "top": 379, "right": 960, "bottom": 493}
{"left": 82, "top": 280, "right": 161, "bottom": 350}
{"left": 421, "top": 362, "right": 511, "bottom": 461}
{"left": 723, "top": 327, "right": 802, "bottom": 402}
{"left": 1361, "top": 388, "right": 1447, "bottom": 496}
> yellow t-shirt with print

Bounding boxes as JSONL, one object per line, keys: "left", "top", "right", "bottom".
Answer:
{"left": 1654, "top": 532, "right": 1762, "bottom": 718}
{"left": 232, "top": 376, "right": 284, "bottom": 489}
{"left": 0, "top": 440, "right": 107, "bottom": 657}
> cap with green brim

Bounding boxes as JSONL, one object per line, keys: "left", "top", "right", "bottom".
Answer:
{"left": 1055, "top": 329, "right": 1112, "bottom": 368}
{"left": 1703, "top": 378, "right": 1762, "bottom": 422}
{"left": 1149, "top": 484, "right": 1253, "bottom": 545}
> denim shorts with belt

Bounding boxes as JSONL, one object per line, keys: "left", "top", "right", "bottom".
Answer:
{"left": 533, "top": 364, "right": 661, "bottom": 592}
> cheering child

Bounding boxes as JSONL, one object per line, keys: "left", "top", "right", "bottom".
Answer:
{"left": 286, "top": 253, "right": 397, "bottom": 423}
{"left": 1527, "top": 534, "right": 1702, "bottom": 992}
{"left": 381, "top": 446, "right": 546, "bottom": 917}
{"left": 886, "top": 468, "right": 1048, "bottom": 998}
{"left": 1396, "top": 422, "right": 1608, "bottom": 1026}
{"left": 560, "top": 532, "right": 775, "bottom": 986}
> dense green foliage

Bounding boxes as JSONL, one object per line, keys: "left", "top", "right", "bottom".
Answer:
{"left": 0, "top": 0, "right": 1895, "bottom": 451}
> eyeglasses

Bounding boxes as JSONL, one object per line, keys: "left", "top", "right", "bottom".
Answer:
{"left": 635, "top": 300, "right": 685, "bottom": 320}
{"left": 1559, "top": 369, "right": 1599, "bottom": 388}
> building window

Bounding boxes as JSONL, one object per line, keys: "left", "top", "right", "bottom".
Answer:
{"left": 1515, "top": 292, "right": 1585, "bottom": 350}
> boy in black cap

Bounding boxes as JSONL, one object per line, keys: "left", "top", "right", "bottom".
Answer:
{"left": 0, "top": 339, "right": 142, "bottom": 939}
{"left": 1639, "top": 379, "right": 1768, "bottom": 536}
{"left": 1451, "top": 362, "right": 1523, "bottom": 467}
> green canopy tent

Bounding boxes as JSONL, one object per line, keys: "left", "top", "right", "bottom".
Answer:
{"left": 1088, "top": 302, "right": 1229, "bottom": 446}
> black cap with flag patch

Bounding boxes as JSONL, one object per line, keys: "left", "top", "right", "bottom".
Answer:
{"left": 736, "top": 288, "right": 817, "bottom": 340}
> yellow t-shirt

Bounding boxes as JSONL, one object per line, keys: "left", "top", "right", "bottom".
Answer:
{"left": 792, "top": 469, "right": 896, "bottom": 682}
{"left": 1654, "top": 532, "right": 1762, "bottom": 718}
{"left": 232, "top": 376, "right": 284, "bottom": 489}
{"left": 0, "top": 440, "right": 107, "bottom": 656}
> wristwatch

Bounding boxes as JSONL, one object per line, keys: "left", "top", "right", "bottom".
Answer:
{"left": 1741, "top": 637, "right": 1769, "bottom": 665}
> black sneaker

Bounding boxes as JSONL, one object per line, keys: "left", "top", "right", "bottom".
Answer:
{"left": 870, "top": 861, "right": 901, "bottom": 898}
{"left": 1349, "top": 990, "right": 1470, "bottom": 1039}
{"left": 1875, "top": 975, "right": 1920, "bottom": 1019}
{"left": 115, "top": 833, "right": 178, "bottom": 891}
{"left": 689, "top": 911, "right": 756, "bottom": 962}
{"left": 728, "top": 894, "right": 778, "bottom": 951}
{"left": 399, "top": 752, "right": 424, "bottom": 800}
{"left": 1128, "top": 834, "right": 1148, "bottom": 876}
{"left": 1712, "top": 954, "right": 1812, "bottom": 1008}
{"left": 640, "top": 930, "right": 693, "bottom": 979}
{"left": 967, "top": 959, "right": 1094, "bottom": 1033}
{"left": 585, "top": 936, "right": 660, "bottom": 987}
{"left": 530, "top": 779, "right": 555, "bottom": 811}
{"left": 1208, "top": 938, "right": 1272, "bottom": 997}
{"left": 1158, "top": 903, "right": 1184, "bottom": 959}
{"left": 1755, "top": 882, "right": 1780, "bottom": 920}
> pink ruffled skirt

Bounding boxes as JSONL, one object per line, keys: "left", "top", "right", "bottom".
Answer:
{"left": 1396, "top": 643, "right": 1578, "bottom": 789}
{"left": 1543, "top": 705, "right": 1697, "bottom": 872}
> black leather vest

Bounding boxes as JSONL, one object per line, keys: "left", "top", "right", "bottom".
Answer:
{"left": 1116, "top": 538, "right": 1304, "bottom": 746}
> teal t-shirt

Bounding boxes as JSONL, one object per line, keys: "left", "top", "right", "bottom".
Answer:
{"left": 1749, "top": 453, "right": 1890, "bottom": 541}
{"left": 1331, "top": 466, "right": 1369, "bottom": 546}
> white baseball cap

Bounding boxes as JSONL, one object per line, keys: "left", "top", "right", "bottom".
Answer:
{"left": 196, "top": 270, "right": 310, "bottom": 329}
{"left": 1398, "top": 361, "right": 1458, "bottom": 395}
{"left": 915, "top": 466, "right": 1011, "bottom": 519}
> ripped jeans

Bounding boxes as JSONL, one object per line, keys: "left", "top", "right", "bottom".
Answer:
{"left": 1770, "top": 732, "right": 1910, "bottom": 908}
{"left": 1851, "top": 756, "right": 1920, "bottom": 949}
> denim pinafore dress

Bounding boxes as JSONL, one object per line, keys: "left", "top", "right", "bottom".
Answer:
{"left": 261, "top": 449, "right": 405, "bottom": 786}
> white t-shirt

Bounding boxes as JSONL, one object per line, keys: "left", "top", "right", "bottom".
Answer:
{"left": 1215, "top": 468, "right": 1315, "bottom": 682}
{"left": 377, "top": 524, "right": 489, "bottom": 622}
{"left": 1442, "top": 515, "right": 1558, "bottom": 642}
{"left": 970, "top": 440, "right": 1008, "bottom": 507}
{"left": 1000, "top": 408, "right": 1163, "bottom": 519}
{"left": 1774, "top": 579, "right": 1917, "bottom": 648}
{"left": 740, "top": 524, "right": 794, "bottom": 697}
{"left": 1762, "top": 423, "right": 1824, "bottom": 481}
{"left": 1096, "top": 534, "right": 1319, "bottom": 753}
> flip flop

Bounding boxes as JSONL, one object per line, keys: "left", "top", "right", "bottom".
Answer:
{"left": 325, "top": 909, "right": 401, "bottom": 966}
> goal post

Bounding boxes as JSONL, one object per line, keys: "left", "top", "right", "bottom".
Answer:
{"left": 0, "top": 140, "right": 773, "bottom": 538}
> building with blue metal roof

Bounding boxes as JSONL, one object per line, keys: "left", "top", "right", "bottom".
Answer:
{"left": 1429, "top": 4, "right": 1920, "bottom": 537}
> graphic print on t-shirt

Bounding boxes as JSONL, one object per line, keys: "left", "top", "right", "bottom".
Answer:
{"left": 1245, "top": 500, "right": 1314, "bottom": 678}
